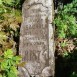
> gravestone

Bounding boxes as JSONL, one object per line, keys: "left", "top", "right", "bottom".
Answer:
{"left": 19, "top": 0, "right": 55, "bottom": 77}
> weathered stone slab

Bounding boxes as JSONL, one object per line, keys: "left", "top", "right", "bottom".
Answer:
{"left": 19, "top": 0, "right": 55, "bottom": 77}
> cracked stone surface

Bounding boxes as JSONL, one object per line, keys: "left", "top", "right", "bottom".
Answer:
{"left": 19, "top": 0, "right": 55, "bottom": 77}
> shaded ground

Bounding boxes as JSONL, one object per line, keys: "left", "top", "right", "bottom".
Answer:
{"left": 55, "top": 50, "right": 77, "bottom": 77}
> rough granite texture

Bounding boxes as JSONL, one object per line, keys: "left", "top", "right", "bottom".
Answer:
{"left": 19, "top": 0, "right": 55, "bottom": 77}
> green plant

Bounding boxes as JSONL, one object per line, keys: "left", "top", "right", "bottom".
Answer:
{"left": 0, "top": 49, "right": 21, "bottom": 77}
{"left": 70, "top": 72, "right": 77, "bottom": 77}
{"left": 54, "top": 0, "right": 77, "bottom": 56}
{"left": 54, "top": 12, "right": 77, "bottom": 38}
{"left": 0, "top": 0, "right": 22, "bottom": 52}
{"left": 0, "top": 0, "right": 22, "bottom": 9}
{"left": 55, "top": 0, "right": 77, "bottom": 77}
{"left": 54, "top": 0, "right": 77, "bottom": 38}
{"left": 0, "top": 1, "right": 22, "bottom": 77}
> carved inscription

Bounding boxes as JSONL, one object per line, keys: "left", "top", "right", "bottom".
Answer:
{"left": 19, "top": 0, "right": 54, "bottom": 77}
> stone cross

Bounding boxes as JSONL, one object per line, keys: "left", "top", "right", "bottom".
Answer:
{"left": 19, "top": 0, "right": 55, "bottom": 77}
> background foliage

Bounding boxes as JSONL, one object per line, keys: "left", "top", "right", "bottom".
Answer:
{"left": 0, "top": 0, "right": 23, "bottom": 77}
{"left": 54, "top": 0, "right": 77, "bottom": 77}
